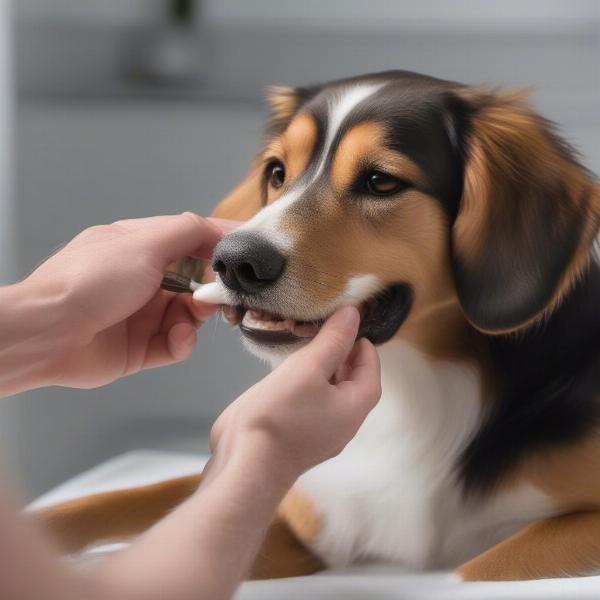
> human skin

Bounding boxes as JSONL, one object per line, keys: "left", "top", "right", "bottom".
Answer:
{"left": 0, "top": 213, "right": 381, "bottom": 600}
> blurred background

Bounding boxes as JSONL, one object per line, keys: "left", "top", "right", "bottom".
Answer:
{"left": 0, "top": 0, "right": 599, "bottom": 499}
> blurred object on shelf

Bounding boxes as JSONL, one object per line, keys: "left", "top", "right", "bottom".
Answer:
{"left": 124, "top": 0, "right": 206, "bottom": 87}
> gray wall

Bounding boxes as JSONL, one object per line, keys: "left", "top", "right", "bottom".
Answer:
{"left": 7, "top": 2, "right": 600, "bottom": 498}
{"left": 16, "top": 0, "right": 600, "bottom": 31}
{"left": 0, "top": 0, "right": 21, "bottom": 482}
{"left": 0, "top": 0, "right": 11, "bottom": 283}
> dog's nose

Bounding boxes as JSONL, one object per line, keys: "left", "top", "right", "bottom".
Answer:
{"left": 212, "top": 233, "right": 286, "bottom": 294}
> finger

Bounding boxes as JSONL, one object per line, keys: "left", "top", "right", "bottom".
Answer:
{"left": 332, "top": 340, "right": 362, "bottom": 384}
{"left": 159, "top": 294, "right": 196, "bottom": 331}
{"left": 298, "top": 306, "right": 360, "bottom": 378}
{"left": 332, "top": 352, "right": 352, "bottom": 384}
{"left": 337, "top": 338, "right": 381, "bottom": 409}
{"left": 167, "top": 322, "right": 198, "bottom": 361}
{"left": 143, "top": 322, "right": 197, "bottom": 369}
{"left": 119, "top": 213, "right": 224, "bottom": 265}
{"left": 188, "top": 297, "right": 221, "bottom": 323}
{"left": 161, "top": 294, "right": 217, "bottom": 331}
{"left": 207, "top": 217, "right": 243, "bottom": 234}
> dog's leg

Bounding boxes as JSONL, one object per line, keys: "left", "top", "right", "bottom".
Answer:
{"left": 457, "top": 510, "right": 600, "bottom": 580}
{"left": 34, "top": 473, "right": 322, "bottom": 579}
{"left": 35, "top": 474, "right": 203, "bottom": 554}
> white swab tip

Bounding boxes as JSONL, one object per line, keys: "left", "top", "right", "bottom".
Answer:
{"left": 192, "top": 282, "right": 228, "bottom": 304}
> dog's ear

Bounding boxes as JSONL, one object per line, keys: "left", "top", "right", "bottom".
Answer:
{"left": 451, "top": 89, "right": 599, "bottom": 333}
{"left": 267, "top": 85, "right": 302, "bottom": 133}
{"left": 267, "top": 84, "right": 321, "bottom": 134}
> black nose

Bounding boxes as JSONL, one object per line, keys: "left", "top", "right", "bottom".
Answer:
{"left": 212, "top": 233, "right": 286, "bottom": 294}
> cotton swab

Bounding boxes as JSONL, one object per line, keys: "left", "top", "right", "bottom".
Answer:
{"left": 160, "top": 272, "right": 228, "bottom": 304}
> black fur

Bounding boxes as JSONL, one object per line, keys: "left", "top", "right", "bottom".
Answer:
{"left": 460, "top": 260, "right": 600, "bottom": 495}
{"left": 297, "top": 71, "right": 469, "bottom": 218}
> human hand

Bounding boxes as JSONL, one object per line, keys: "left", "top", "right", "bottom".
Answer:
{"left": 18, "top": 213, "right": 239, "bottom": 389}
{"left": 208, "top": 306, "right": 382, "bottom": 483}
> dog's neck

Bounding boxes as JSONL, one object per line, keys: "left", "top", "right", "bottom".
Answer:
{"left": 396, "top": 297, "right": 483, "bottom": 363}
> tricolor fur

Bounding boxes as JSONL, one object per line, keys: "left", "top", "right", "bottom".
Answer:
{"left": 38, "top": 71, "right": 600, "bottom": 581}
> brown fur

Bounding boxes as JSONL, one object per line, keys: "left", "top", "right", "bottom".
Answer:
{"left": 36, "top": 473, "right": 322, "bottom": 580}
{"left": 457, "top": 510, "right": 600, "bottom": 580}
{"left": 37, "top": 474, "right": 201, "bottom": 554}
{"left": 523, "top": 428, "right": 600, "bottom": 510}
{"left": 329, "top": 121, "right": 425, "bottom": 191}
{"left": 264, "top": 112, "right": 318, "bottom": 198}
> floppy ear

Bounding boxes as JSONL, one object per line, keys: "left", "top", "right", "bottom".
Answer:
{"left": 451, "top": 89, "right": 599, "bottom": 333}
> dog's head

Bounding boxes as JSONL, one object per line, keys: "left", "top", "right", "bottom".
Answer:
{"left": 209, "top": 71, "right": 599, "bottom": 359}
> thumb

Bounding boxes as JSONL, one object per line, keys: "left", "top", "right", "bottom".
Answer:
{"left": 299, "top": 306, "right": 361, "bottom": 378}
{"left": 150, "top": 212, "right": 224, "bottom": 263}
{"left": 116, "top": 213, "right": 224, "bottom": 265}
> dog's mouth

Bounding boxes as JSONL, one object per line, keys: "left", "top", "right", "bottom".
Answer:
{"left": 221, "top": 284, "right": 413, "bottom": 347}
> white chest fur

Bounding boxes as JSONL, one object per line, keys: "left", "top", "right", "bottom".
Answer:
{"left": 294, "top": 341, "right": 556, "bottom": 570}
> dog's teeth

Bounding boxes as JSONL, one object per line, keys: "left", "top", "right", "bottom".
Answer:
{"left": 291, "top": 321, "right": 319, "bottom": 338}
{"left": 222, "top": 305, "right": 241, "bottom": 325}
{"left": 192, "top": 282, "right": 228, "bottom": 304}
{"left": 242, "top": 311, "right": 294, "bottom": 332}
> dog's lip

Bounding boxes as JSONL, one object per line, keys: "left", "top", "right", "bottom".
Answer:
{"left": 222, "top": 305, "right": 329, "bottom": 347}
{"left": 221, "top": 283, "right": 413, "bottom": 347}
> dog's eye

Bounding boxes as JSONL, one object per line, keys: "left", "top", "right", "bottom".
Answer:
{"left": 265, "top": 160, "right": 286, "bottom": 189}
{"left": 364, "top": 171, "right": 409, "bottom": 196}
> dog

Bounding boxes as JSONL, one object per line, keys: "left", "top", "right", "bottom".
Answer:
{"left": 37, "top": 70, "right": 600, "bottom": 581}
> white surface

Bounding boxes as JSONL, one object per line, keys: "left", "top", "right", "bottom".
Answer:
{"left": 29, "top": 449, "right": 208, "bottom": 510}
{"left": 32, "top": 450, "right": 600, "bottom": 599}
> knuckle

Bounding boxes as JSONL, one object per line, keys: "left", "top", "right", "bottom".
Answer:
{"left": 84, "top": 222, "right": 129, "bottom": 240}
{"left": 180, "top": 211, "right": 205, "bottom": 230}
{"left": 80, "top": 224, "right": 109, "bottom": 238}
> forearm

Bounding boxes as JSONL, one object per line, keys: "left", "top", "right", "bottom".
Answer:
{"left": 93, "top": 437, "right": 296, "bottom": 600}
{"left": 0, "top": 282, "right": 67, "bottom": 397}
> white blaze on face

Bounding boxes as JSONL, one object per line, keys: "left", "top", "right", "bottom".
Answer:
{"left": 239, "top": 82, "right": 386, "bottom": 252}
{"left": 339, "top": 274, "right": 382, "bottom": 306}
{"left": 312, "top": 83, "right": 385, "bottom": 181}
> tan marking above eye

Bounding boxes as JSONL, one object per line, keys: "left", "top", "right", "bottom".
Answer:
{"left": 263, "top": 112, "right": 318, "bottom": 203}
{"left": 330, "top": 121, "right": 425, "bottom": 192}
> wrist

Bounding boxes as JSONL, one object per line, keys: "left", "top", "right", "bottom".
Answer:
{"left": 204, "top": 431, "right": 300, "bottom": 497}
{"left": 0, "top": 280, "right": 73, "bottom": 395}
